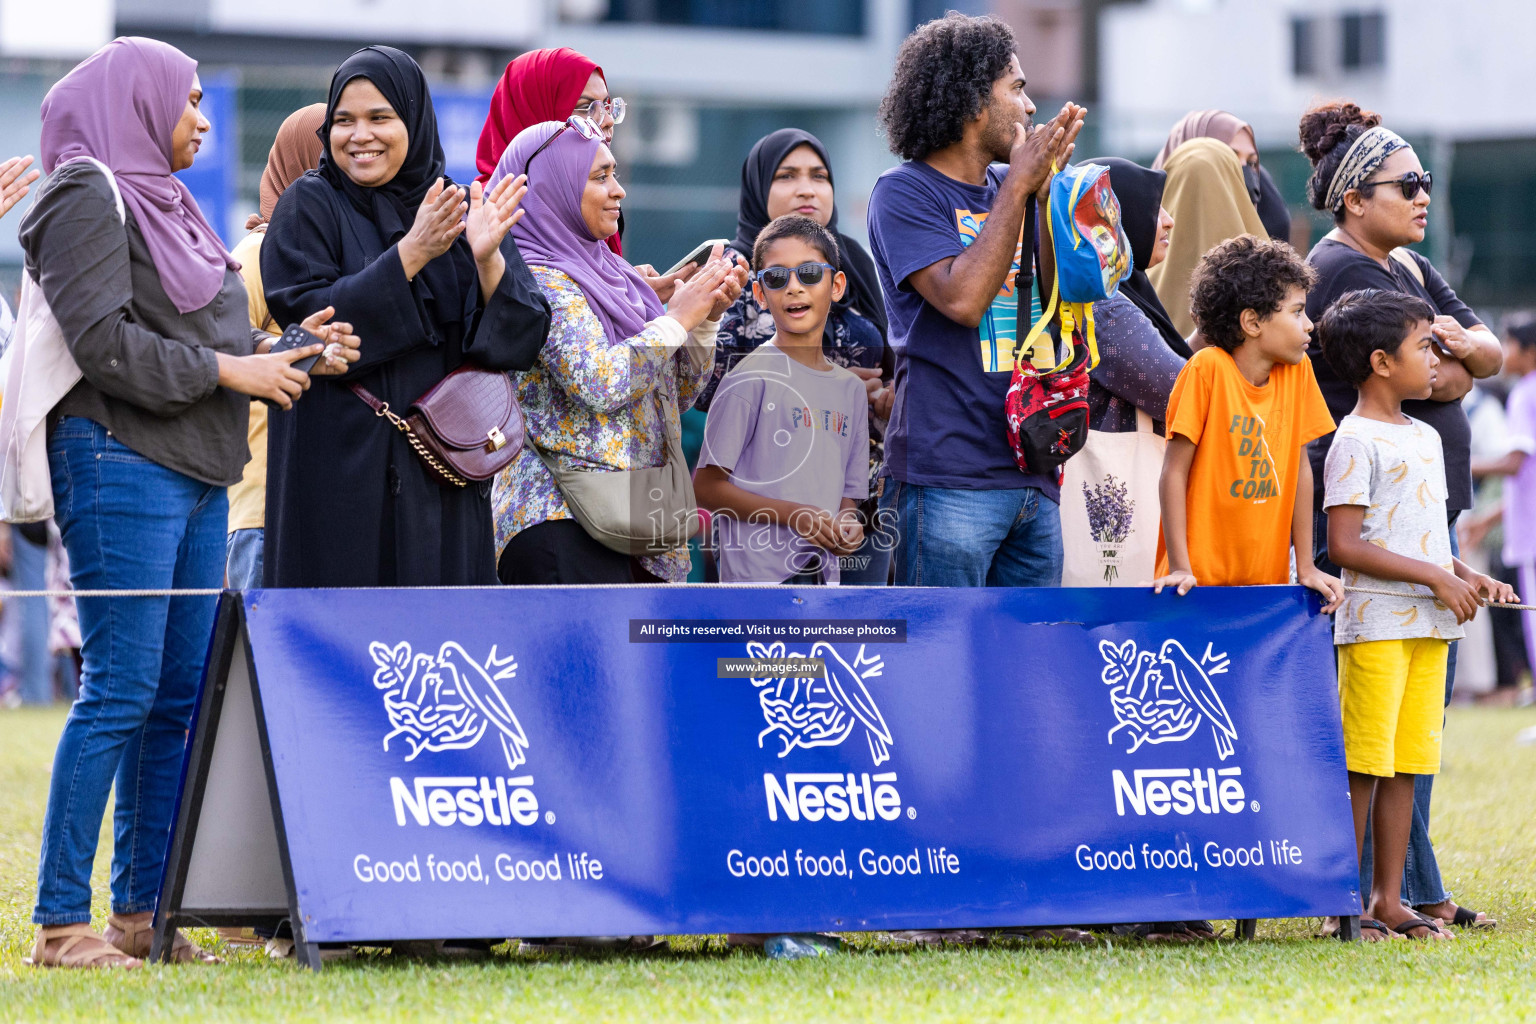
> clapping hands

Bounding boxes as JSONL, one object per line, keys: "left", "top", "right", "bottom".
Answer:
{"left": 1010, "top": 103, "right": 1086, "bottom": 198}
{"left": 0, "top": 156, "right": 40, "bottom": 221}
{"left": 665, "top": 244, "right": 749, "bottom": 332}
{"left": 398, "top": 178, "right": 466, "bottom": 279}
{"left": 466, "top": 173, "right": 528, "bottom": 269}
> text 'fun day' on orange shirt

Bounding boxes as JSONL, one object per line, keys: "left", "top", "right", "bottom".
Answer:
{"left": 1155, "top": 346, "right": 1336, "bottom": 586}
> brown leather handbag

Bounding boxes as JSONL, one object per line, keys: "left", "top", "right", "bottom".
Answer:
{"left": 351, "top": 367, "right": 524, "bottom": 488}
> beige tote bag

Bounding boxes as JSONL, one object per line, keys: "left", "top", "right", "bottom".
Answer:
{"left": 533, "top": 383, "right": 699, "bottom": 557}
{"left": 0, "top": 158, "right": 124, "bottom": 523}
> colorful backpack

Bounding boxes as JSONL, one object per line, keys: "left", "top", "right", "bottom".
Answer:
{"left": 1005, "top": 162, "right": 1133, "bottom": 478}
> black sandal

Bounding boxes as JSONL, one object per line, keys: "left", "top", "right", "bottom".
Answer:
{"left": 1358, "top": 919, "right": 1393, "bottom": 940}
{"left": 1392, "top": 917, "right": 1445, "bottom": 940}
{"left": 1412, "top": 903, "right": 1497, "bottom": 929}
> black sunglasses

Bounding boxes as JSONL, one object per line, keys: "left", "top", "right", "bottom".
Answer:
{"left": 753, "top": 262, "right": 835, "bottom": 290}
{"left": 1360, "top": 170, "right": 1433, "bottom": 201}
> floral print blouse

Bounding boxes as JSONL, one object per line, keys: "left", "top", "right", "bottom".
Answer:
{"left": 493, "top": 266, "right": 713, "bottom": 582}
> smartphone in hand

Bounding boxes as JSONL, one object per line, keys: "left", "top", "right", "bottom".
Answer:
{"left": 270, "top": 323, "right": 325, "bottom": 374}
{"left": 260, "top": 323, "right": 326, "bottom": 409}
{"left": 664, "top": 238, "right": 730, "bottom": 277}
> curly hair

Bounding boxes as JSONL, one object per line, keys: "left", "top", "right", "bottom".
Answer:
{"left": 878, "top": 13, "right": 1017, "bottom": 162}
{"left": 1298, "top": 101, "right": 1382, "bottom": 220}
{"left": 1189, "top": 235, "right": 1317, "bottom": 352}
{"left": 1316, "top": 289, "right": 1435, "bottom": 386}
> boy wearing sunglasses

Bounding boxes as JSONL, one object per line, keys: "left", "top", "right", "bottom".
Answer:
{"left": 695, "top": 216, "right": 868, "bottom": 583}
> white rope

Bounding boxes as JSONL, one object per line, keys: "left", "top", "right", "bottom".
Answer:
{"left": 1343, "top": 585, "right": 1536, "bottom": 612}
{"left": 2, "top": 584, "right": 1531, "bottom": 610}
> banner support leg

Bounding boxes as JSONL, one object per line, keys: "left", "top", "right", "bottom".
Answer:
{"left": 1235, "top": 918, "right": 1257, "bottom": 940}
{"left": 1336, "top": 915, "right": 1361, "bottom": 941}
{"left": 149, "top": 912, "right": 173, "bottom": 964}
{"left": 295, "top": 939, "right": 324, "bottom": 971}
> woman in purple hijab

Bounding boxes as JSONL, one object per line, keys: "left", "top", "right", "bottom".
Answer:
{"left": 19, "top": 36, "right": 358, "bottom": 970}
{"left": 488, "top": 118, "right": 746, "bottom": 595}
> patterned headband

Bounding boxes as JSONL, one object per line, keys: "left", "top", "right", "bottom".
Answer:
{"left": 1322, "top": 125, "right": 1410, "bottom": 213}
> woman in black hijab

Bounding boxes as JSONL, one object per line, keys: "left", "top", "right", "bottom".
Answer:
{"left": 696, "top": 128, "right": 889, "bottom": 412}
{"left": 696, "top": 127, "right": 892, "bottom": 583}
{"left": 262, "top": 46, "right": 551, "bottom": 587}
{"left": 1081, "top": 157, "right": 1189, "bottom": 432}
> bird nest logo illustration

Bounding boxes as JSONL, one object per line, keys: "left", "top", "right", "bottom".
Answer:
{"left": 368, "top": 641, "right": 530, "bottom": 771}
{"left": 744, "top": 641, "right": 893, "bottom": 766}
{"left": 1099, "top": 638, "right": 1237, "bottom": 760}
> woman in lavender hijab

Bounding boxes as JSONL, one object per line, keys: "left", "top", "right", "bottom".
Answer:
{"left": 19, "top": 37, "right": 357, "bottom": 969}
{"left": 488, "top": 117, "right": 746, "bottom": 590}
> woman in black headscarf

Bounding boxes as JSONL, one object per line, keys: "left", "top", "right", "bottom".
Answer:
{"left": 696, "top": 128, "right": 889, "bottom": 412}
{"left": 1082, "top": 157, "right": 1189, "bottom": 432}
{"left": 697, "top": 128, "right": 891, "bottom": 583}
{"left": 262, "top": 46, "right": 551, "bottom": 587}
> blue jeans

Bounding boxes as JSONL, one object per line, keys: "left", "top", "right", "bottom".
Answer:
{"left": 225, "top": 527, "right": 264, "bottom": 591}
{"left": 12, "top": 529, "right": 52, "bottom": 704}
{"left": 34, "top": 418, "right": 226, "bottom": 925}
{"left": 886, "top": 480, "right": 1062, "bottom": 587}
{"left": 838, "top": 526, "right": 893, "bottom": 586}
{"left": 1355, "top": 515, "right": 1460, "bottom": 908}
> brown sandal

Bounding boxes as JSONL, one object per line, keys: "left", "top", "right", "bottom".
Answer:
{"left": 24, "top": 924, "right": 143, "bottom": 969}
{"left": 105, "top": 914, "right": 222, "bottom": 965}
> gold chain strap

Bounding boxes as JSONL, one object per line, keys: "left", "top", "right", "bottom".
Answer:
{"left": 370, "top": 400, "right": 469, "bottom": 488}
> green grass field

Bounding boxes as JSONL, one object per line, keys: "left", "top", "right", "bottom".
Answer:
{"left": 2, "top": 704, "right": 1533, "bottom": 1022}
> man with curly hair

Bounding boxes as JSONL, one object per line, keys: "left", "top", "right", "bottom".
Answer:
{"left": 1151, "top": 234, "right": 1344, "bottom": 611}
{"left": 867, "top": 12, "right": 1084, "bottom": 588}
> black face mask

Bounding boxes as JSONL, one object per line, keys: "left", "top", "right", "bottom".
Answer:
{"left": 1243, "top": 164, "right": 1262, "bottom": 207}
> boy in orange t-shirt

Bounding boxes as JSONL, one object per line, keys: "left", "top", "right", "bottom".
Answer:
{"left": 1152, "top": 235, "right": 1344, "bottom": 610}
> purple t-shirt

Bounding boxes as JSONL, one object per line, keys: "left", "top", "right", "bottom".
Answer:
{"left": 1504, "top": 372, "right": 1536, "bottom": 563}
{"left": 699, "top": 344, "right": 869, "bottom": 583}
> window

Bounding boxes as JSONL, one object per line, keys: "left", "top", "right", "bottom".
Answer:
{"left": 602, "top": 0, "right": 864, "bottom": 36}
{"left": 1291, "top": 16, "right": 1319, "bottom": 77}
{"left": 1341, "top": 11, "right": 1386, "bottom": 71}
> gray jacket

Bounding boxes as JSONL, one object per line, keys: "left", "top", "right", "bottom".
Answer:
{"left": 19, "top": 160, "right": 260, "bottom": 486}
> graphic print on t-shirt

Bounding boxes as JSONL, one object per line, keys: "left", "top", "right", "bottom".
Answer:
{"left": 955, "top": 208, "right": 1047, "bottom": 374}
{"left": 1228, "top": 413, "right": 1282, "bottom": 503}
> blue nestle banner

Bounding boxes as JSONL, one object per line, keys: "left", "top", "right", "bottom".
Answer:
{"left": 231, "top": 585, "right": 1358, "bottom": 940}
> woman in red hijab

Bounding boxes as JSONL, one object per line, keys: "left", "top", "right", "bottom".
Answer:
{"left": 476, "top": 47, "right": 624, "bottom": 254}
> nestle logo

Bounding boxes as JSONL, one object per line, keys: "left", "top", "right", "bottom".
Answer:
{"left": 390, "top": 776, "right": 539, "bottom": 827}
{"left": 1111, "top": 767, "right": 1247, "bottom": 817}
{"left": 763, "top": 772, "right": 903, "bottom": 823}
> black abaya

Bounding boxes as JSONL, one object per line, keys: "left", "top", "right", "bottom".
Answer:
{"left": 261, "top": 47, "right": 551, "bottom": 587}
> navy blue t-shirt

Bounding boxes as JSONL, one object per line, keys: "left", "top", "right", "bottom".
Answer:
{"left": 867, "top": 160, "right": 1052, "bottom": 495}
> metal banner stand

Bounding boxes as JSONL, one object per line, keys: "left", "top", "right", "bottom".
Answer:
{"left": 151, "top": 596, "right": 323, "bottom": 969}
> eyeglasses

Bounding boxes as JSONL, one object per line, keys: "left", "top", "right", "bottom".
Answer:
{"left": 573, "top": 96, "right": 626, "bottom": 125}
{"left": 753, "top": 262, "right": 836, "bottom": 290}
{"left": 1360, "top": 170, "right": 1433, "bottom": 201}
{"left": 523, "top": 115, "right": 605, "bottom": 176}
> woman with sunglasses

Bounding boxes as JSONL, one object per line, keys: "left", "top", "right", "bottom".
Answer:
{"left": 1300, "top": 100, "right": 1501, "bottom": 934}
{"left": 487, "top": 117, "right": 746, "bottom": 591}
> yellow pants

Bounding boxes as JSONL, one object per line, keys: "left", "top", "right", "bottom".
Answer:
{"left": 1337, "top": 637, "right": 1447, "bottom": 777}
